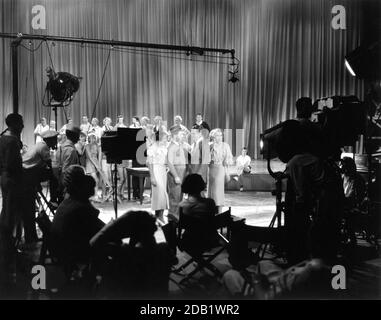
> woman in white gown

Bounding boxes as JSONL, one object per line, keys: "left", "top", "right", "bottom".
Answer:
{"left": 147, "top": 128, "right": 169, "bottom": 222}
{"left": 208, "top": 128, "right": 233, "bottom": 212}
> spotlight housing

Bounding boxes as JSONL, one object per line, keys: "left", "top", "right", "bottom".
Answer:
{"left": 345, "top": 42, "right": 381, "bottom": 80}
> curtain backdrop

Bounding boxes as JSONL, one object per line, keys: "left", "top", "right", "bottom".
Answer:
{"left": 0, "top": 0, "right": 371, "bottom": 157}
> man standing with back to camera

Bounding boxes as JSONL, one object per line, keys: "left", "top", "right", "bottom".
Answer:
{"left": 57, "top": 124, "right": 81, "bottom": 202}
{"left": 0, "top": 113, "right": 24, "bottom": 293}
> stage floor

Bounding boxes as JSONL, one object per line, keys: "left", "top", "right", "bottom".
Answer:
{"left": 96, "top": 191, "right": 277, "bottom": 243}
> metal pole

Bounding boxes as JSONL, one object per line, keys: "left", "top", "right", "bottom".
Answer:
{"left": 0, "top": 32, "right": 235, "bottom": 56}
{"left": 11, "top": 37, "right": 22, "bottom": 114}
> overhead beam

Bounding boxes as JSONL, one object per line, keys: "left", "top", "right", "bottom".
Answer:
{"left": 0, "top": 32, "right": 235, "bottom": 114}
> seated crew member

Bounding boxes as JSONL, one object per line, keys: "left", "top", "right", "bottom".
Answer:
{"left": 177, "top": 174, "right": 218, "bottom": 256}
{"left": 234, "top": 147, "right": 252, "bottom": 192}
{"left": 50, "top": 165, "right": 105, "bottom": 268}
{"left": 90, "top": 211, "right": 177, "bottom": 298}
{"left": 22, "top": 130, "right": 58, "bottom": 243}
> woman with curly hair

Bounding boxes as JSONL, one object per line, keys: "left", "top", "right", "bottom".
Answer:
{"left": 208, "top": 128, "right": 233, "bottom": 212}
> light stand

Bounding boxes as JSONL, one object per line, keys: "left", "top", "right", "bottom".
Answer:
{"left": 254, "top": 147, "right": 287, "bottom": 260}
{"left": 108, "top": 160, "right": 122, "bottom": 219}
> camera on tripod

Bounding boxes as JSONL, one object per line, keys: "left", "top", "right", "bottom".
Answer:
{"left": 260, "top": 95, "right": 366, "bottom": 162}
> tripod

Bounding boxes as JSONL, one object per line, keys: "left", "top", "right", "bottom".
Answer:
{"left": 109, "top": 161, "right": 122, "bottom": 219}
{"left": 254, "top": 155, "right": 287, "bottom": 260}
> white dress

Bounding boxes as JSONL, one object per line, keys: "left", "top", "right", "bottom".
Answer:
{"left": 208, "top": 142, "right": 233, "bottom": 206}
{"left": 147, "top": 142, "right": 169, "bottom": 211}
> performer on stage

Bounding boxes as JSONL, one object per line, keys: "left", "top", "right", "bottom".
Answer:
{"left": 140, "top": 116, "right": 150, "bottom": 129}
{"left": 59, "top": 118, "right": 73, "bottom": 135}
{"left": 191, "top": 126, "right": 211, "bottom": 187}
{"left": 171, "top": 115, "right": 190, "bottom": 138}
{"left": 208, "top": 128, "right": 233, "bottom": 212}
{"left": 80, "top": 115, "right": 91, "bottom": 135}
{"left": 153, "top": 116, "right": 168, "bottom": 141}
{"left": 167, "top": 128, "right": 190, "bottom": 221}
{"left": 49, "top": 120, "right": 56, "bottom": 131}
{"left": 192, "top": 113, "right": 210, "bottom": 133}
{"left": 85, "top": 133, "right": 102, "bottom": 201}
{"left": 101, "top": 117, "right": 113, "bottom": 133}
{"left": 33, "top": 117, "right": 49, "bottom": 144}
{"left": 89, "top": 117, "right": 103, "bottom": 142}
{"left": 129, "top": 116, "right": 141, "bottom": 128}
{"left": 234, "top": 147, "right": 252, "bottom": 192}
{"left": 115, "top": 115, "right": 127, "bottom": 129}
{"left": 114, "top": 115, "right": 128, "bottom": 197}
{"left": 75, "top": 132, "right": 87, "bottom": 168}
{"left": 147, "top": 129, "right": 169, "bottom": 223}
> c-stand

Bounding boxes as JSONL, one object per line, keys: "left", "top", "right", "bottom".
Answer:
{"left": 107, "top": 159, "right": 122, "bottom": 219}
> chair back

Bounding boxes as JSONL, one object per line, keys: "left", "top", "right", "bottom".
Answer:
{"left": 214, "top": 207, "right": 232, "bottom": 230}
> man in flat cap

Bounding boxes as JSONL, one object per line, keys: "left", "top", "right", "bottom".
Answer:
{"left": 57, "top": 124, "right": 81, "bottom": 202}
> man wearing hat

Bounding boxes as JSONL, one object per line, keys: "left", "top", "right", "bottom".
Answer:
{"left": 21, "top": 130, "right": 59, "bottom": 243}
{"left": 57, "top": 124, "right": 81, "bottom": 202}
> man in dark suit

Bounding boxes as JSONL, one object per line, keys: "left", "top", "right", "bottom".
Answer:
{"left": 192, "top": 113, "right": 210, "bottom": 133}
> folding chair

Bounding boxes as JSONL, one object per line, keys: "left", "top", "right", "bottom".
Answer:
{"left": 175, "top": 207, "right": 233, "bottom": 284}
{"left": 35, "top": 188, "right": 57, "bottom": 265}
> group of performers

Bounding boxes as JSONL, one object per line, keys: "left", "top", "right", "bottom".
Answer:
{"left": 32, "top": 113, "right": 252, "bottom": 219}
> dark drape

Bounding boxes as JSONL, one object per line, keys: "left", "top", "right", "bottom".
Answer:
{"left": 0, "top": 0, "right": 373, "bottom": 157}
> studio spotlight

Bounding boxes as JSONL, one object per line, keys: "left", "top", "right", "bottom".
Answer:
{"left": 228, "top": 61, "right": 239, "bottom": 83}
{"left": 44, "top": 66, "right": 81, "bottom": 106}
{"left": 345, "top": 42, "right": 381, "bottom": 80}
{"left": 229, "top": 72, "right": 239, "bottom": 83}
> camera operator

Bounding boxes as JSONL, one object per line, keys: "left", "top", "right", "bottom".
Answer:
{"left": 278, "top": 120, "right": 344, "bottom": 264}
{"left": 340, "top": 157, "right": 366, "bottom": 246}
{"left": 21, "top": 130, "right": 59, "bottom": 244}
